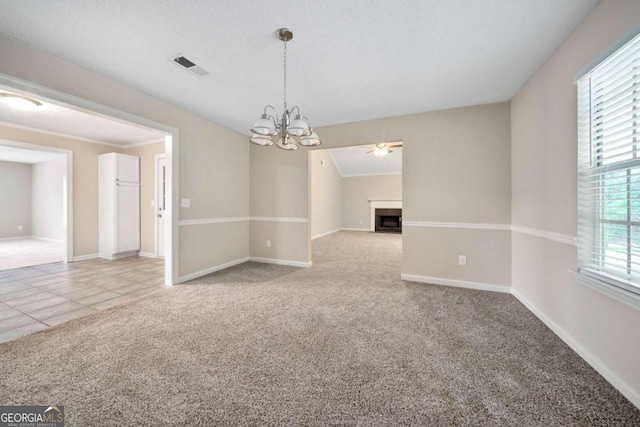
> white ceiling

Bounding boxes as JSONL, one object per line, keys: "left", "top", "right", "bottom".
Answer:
{"left": 0, "top": 91, "right": 165, "bottom": 146}
{"left": 0, "top": 1, "right": 599, "bottom": 136}
{"left": 0, "top": 144, "right": 65, "bottom": 164}
{"left": 328, "top": 144, "right": 402, "bottom": 177}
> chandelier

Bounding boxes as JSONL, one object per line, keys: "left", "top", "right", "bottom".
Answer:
{"left": 250, "top": 28, "right": 321, "bottom": 150}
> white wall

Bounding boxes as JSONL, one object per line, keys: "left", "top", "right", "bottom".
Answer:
{"left": 0, "top": 160, "right": 31, "bottom": 238}
{"left": 342, "top": 174, "right": 402, "bottom": 231}
{"left": 310, "top": 150, "right": 342, "bottom": 238}
{"left": 31, "top": 156, "right": 64, "bottom": 241}
{"left": 511, "top": 0, "right": 640, "bottom": 407}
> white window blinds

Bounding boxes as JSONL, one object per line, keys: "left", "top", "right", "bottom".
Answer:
{"left": 577, "top": 32, "right": 640, "bottom": 295}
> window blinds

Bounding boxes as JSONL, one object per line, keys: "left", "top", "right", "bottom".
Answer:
{"left": 577, "top": 32, "right": 640, "bottom": 295}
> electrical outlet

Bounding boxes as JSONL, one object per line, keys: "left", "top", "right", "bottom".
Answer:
{"left": 458, "top": 255, "right": 467, "bottom": 266}
{"left": 17, "top": 225, "right": 23, "bottom": 231}
{"left": 266, "top": 240, "right": 271, "bottom": 248}
{"left": 181, "top": 198, "right": 191, "bottom": 208}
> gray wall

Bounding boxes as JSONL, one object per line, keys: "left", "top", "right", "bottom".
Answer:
{"left": 31, "top": 157, "right": 64, "bottom": 241}
{"left": 0, "top": 160, "right": 31, "bottom": 238}
{"left": 511, "top": 0, "right": 640, "bottom": 404}
{"left": 310, "top": 150, "right": 342, "bottom": 238}
{"left": 342, "top": 174, "right": 402, "bottom": 231}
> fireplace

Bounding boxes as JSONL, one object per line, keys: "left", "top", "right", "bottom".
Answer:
{"left": 375, "top": 208, "right": 402, "bottom": 233}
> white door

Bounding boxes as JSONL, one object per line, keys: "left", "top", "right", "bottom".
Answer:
{"left": 156, "top": 155, "right": 167, "bottom": 258}
{"left": 115, "top": 182, "right": 140, "bottom": 253}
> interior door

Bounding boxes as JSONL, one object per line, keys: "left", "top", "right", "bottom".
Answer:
{"left": 115, "top": 182, "right": 140, "bottom": 253}
{"left": 156, "top": 156, "right": 167, "bottom": 258}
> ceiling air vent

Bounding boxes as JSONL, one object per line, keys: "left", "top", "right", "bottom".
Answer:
{"left": 169, "top": 54, "right": 211, "bottom": 78}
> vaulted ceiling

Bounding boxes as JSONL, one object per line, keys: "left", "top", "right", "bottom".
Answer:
{"left": 328, "top": 144, "right": 402, "bottom": 177}
{"left": 0, "top": 1, "right": 600, "bottom": 135}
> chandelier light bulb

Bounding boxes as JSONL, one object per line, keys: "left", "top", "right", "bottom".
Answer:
{"left": 250, "top": 134, "right": 274, "bottom": 146}
{"left": 276, "top": 138, "right": 299, "bottom": 150}
{"left": 251, "top": 114, "right": 278, "bottom": 136}
{"left": 299, "top": 132, "right": 321, "bottom": 146}
{"left": 287, "top": 115, "right": 311, "bottom": 136}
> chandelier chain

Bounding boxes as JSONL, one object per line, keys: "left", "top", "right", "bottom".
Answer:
{"left": 283, "top": 39, "right": 287, "bottom": 111}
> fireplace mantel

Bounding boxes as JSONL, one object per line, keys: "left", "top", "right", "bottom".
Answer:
{"left": 369, "top": 200, "right": 402, "bottom": 232}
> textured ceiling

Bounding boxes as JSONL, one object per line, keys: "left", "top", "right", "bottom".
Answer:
{"left": 328, "top": 144, "right": 402, "bottom": 177}
{"left": 0, "top": 0, "right": 600, "bottom": 135}
{"left": 0, "top": 91, "right": 165, "bottom": 145}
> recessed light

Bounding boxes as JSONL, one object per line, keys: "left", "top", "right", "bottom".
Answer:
{"left": 0, "top": 93, "right": 42, "bottom": 111}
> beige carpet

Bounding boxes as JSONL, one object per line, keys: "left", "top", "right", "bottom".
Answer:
{"left": 0, "top": 238, "right": 63, "bottom": 271}
{"left": 0, "top": 231, "right": 638, "bottom": 425}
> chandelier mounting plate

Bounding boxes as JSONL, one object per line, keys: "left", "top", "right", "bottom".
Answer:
{"left": 276, "top": 28, "right": 293, "bottom": 42}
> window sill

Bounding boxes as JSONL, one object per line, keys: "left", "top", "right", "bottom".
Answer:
{"left": 574, "top": 271, "right": 640, "bottom": 312}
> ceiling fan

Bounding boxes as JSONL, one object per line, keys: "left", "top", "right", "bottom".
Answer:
{"left": 367, "top": 142, "right": 402, "bottom": 157}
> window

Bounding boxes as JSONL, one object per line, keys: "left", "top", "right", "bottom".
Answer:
{"left": 577, "top": 31, "right": 640, "bottom": 298}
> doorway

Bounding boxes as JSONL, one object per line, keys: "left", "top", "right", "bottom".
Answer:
{"left": 0, "top": 72, "right": 179, "bottom": 285}
{"left": 309, "top": 142, "right": 403, "bottom": 259}
{"left": 310, "top": 142, "right": 403, "bottom": 235}
{"left": 0, "top": 140, "right": 72, "bottom": 269}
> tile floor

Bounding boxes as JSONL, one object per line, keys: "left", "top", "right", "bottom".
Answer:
{"left": 0, "top": 257, "right": 165, "bottom": 343}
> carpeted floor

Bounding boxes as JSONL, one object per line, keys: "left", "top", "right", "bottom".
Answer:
{"left": 0, "top": 231, "right": 638, "bottom": 425}
{"left": 0, "top": 238, "right": 63, "bottom": 271}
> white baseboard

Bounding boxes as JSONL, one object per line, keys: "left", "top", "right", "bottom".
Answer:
{"left": 249, "top": 257, "right": 312, "bottom": 268}
{"left": 32, "top": 236, "right": 64, "bottom": 244}
{"left": 340, "top": 228, "right": 370, "bottom": 232}
{"left": 138, "top": 251, "right": 157, "bottom": 258}
{"left": 178, "top": 257, "right": 250, "bottom": 283}
{"left": 311, "top": 229, "right": 341, "bottom": 240}
{"left": 400, "top": 273, "right": 511, "bottom": 293}
{"left": 99, "top": 251, "right": 138, "bottom": 260}
{"left": 511, "top": 288, "right": 640, "bottom": 409}
{"left": 73, "top": 253, "right": 99, "bottom": 262}
{"left": 0, "top": 236, "right": 30, "bottom": 241}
